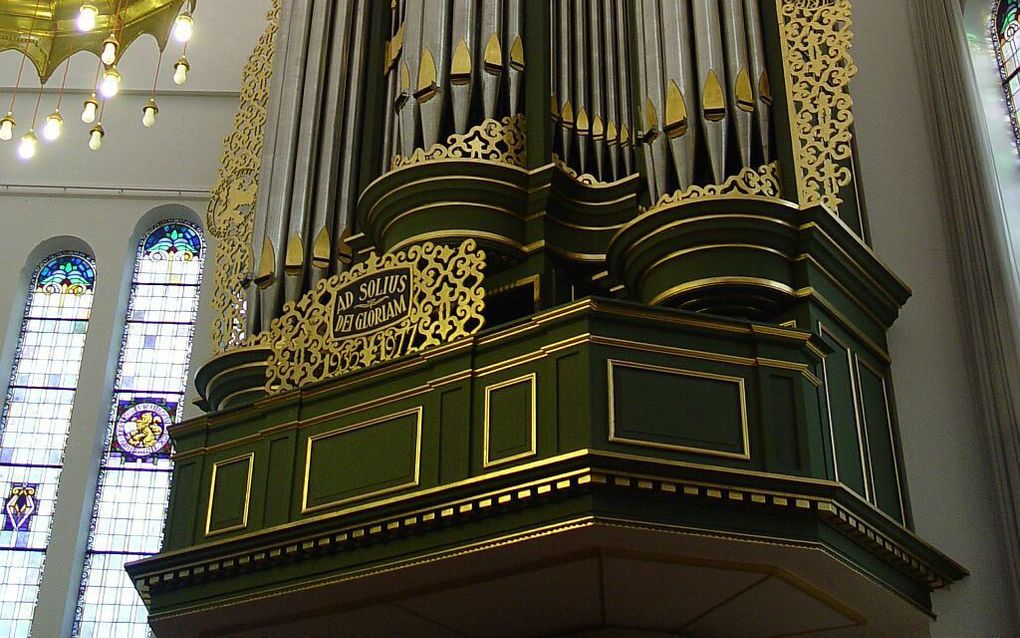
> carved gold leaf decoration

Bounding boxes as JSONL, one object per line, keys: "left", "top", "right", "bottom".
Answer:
{"left": 552, "top": 153, "right": 602, "bottom": 186}
{"left": 647, "top": 163, "right": 782, "bottom": 211}
{"left": 778, "top": 0, "right": 856, "bottom": 211}
{"left": 265, "top": 241, "right": 486, "bottom": 394}
{"left": 390, "top": 114, "right": 526, "bottom": 170}
{"left": 206, "top": 0, "right": 281, "bottom": 353}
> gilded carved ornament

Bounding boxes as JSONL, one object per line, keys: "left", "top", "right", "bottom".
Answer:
{"left": 206, "top": 0, "right": 281, "bottom": 353}
{"left": 265, "top": 240, "right": 486, "bottom": 394}
{"left": 390, "top": 114, "right": 526, "bottom": 170}
{"left": 777, "top": 0, "right": 857, "bottom": 212}
{"left": 646, "top": 163, "right": 782, "bottom": 211}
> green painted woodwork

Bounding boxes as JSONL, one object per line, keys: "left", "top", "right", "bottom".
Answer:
{"left": 608, "top": 361, "right": 747, "bottom": 458}
{"left": 303, "top": 410, "right": 421, "bottom": 512}
{"left": 484, "top": 377, "right": 535, "bottom": 465}
{"left": 144, "top": 300, "right": 966, "bottom": 625}
{"left": 206, "top": 455, "right": 252, "bottom": 535}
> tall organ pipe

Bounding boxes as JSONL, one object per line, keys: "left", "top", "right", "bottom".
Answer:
{"left": 722, "top": 0, "right": 753, "bottom": 169}
{"left": 692, "top": 0, "right": 727, "bottom": 183}
{"left": 743, "top": 0, "right": 771, "bottom": 162}
{"left": 450, "top": 0, "right": 477, "bottom": 134}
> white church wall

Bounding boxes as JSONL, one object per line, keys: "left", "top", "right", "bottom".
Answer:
{"left": 0, "top": 0, "right": 268, "bottom": 633}
{"left": 855, "top": 0, "right": 1016, "bottom": 634}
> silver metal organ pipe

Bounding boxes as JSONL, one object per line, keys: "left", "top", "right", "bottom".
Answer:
{"left": 417, "top": 0, "right": 450, "bottom": 149}
{"left": 613, "top": 0, "right": 634, "bottom": 176}
{"left": 635, "top": 0, "right": 665, "bottom": 201}
{"left": 332, "top": 2, "right": 371, "bottom": 276}
{"left": 284, "top": 0, "right": 333, "bottom": 306}
{"left": 245, "top": 0, "right": 295, "bottom": 336}
{"left": 659, "top": 0, "right": 696, "bottom": 190}
{"left": 508, "top": 0, "right": 524, "bottom": 116}
{"left": 480, "top": 0, "right": 504, "bottom": 120}
{"left": 450, "top": 0, "right": 477, "bottom": 134}
{"left": 601, "top": 0, "right": 620, "bottom": 181}
{"left": 381, "top": 0, "right": 401, "bottom": 172}
{"left": 398, "top": 0, "right": 424, "bottom": 157}
{"left": 308, "top": 1, "right": 355, "bottom": 290}
{"left": 588, "top": 0, "right": 605, "bottom": 180}
{"left": 557, "top": 0, "right": 572, "bottom": 165}
{"left": 743, "top": 0, "right": 771, "bottom": 162}
{"left": 572, "top": 0, "right": 589, "bottom": 174}
{"left": 256, "top": 0, "right": 315, "bottom": 333}
{"left": 692, "top": 0, "right": 728, "bottom": 183}
{"left": 722, "top": 0, "right": 753, "bottom": 169}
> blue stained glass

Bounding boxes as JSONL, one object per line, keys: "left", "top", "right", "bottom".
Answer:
{"left": 994, "top": 0, "right": 1020, "bottom": 146}
{"left": 142, "top": 223, "right": 204, "bottom": 260}
{"left": 0, "top": 251, "right": 96, "bottom": 638}
{"left": 35, "top": 254, "right": 96, "bottom": 295}
{"left": 73, "top": 221, "right": 204, "bottom": 638}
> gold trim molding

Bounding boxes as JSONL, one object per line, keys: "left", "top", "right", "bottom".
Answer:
{"left": 608, "top": 360, "right": 751, "bottom": 461}
{"left": 483, "top": 373, "right": 538, "bottom": 468}
{"left": 646, "top": 162, "right": 782, "bottom": 212}
{"left": 205, "top": 453, "right": 255, "bottom": 537}
{"left": 301, "top": 406, "right": 424, "bottom": 515}
{"left": 390, "top": 114, "right": 526, "bottom": 170}
{"left": 777, "top": 0, "right": 857, "bottom": 211}
{"left": 206, "top": 0, "right": 281, "bottom": 353}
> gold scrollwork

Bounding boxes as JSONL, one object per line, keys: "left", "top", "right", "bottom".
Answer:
{"left": 206, "top": 0, "right": 281, "bottom": 353}
{"left": 390, "top": 115, "right": 526, "bottom": 170}
{"left": 265, "top": 241, "right": 486, "bottom": 394}
{"left": 552, "top": 153, "right": 602, "bottom": 186}
{"left": 646, "top": 162, "right": 782, "bottom": 211}
{"left": 778, "top": 0, "right": 856, "bottom": 211}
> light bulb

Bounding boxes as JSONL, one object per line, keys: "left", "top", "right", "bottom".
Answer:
{"left": 101, "top": 36, "right": 119, "bottom": 66}
{"left": 81, "top": 95, "right": 99, "bottom": 123}
{"left": 18, "top": 131, "right": 37, "bottom": 160}
{"left": 100, "top": 67, "right": 121, "bottom": 99}
{"left": 142, "top": 99, "right": 158, "bottom": 128}
{"left": 173, "top": 57, "right": 190, "bottom": 85}
{"left": 88, "top": 125, "right": 104, "bottom": 151}
{"left": 43, "top": 111, "right": 63, "bottom": 141}
{"left": 173, "top": 12, "right": 194, "bottom": 43}
{"left": 0, "top": 114, "right": 14, "bottom": 142}
{"left": 77, "top": 3, "right": 98, "bottom": 32}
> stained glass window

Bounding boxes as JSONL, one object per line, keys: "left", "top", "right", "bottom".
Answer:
{"left": 0, "top": 252, "right": 96, "bottom": 638}
{"left": 995, "top": 0, "right": 1020, "bottom": 144}
{"left": 73, "top": 222, "right": 204, "bottom": 638}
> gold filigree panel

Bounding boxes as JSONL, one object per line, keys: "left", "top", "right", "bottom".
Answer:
{"left": 390, "top": 115, "right": 526, "bottom": 170}
{"left": 777, "top": 0, "right": 856, "bottom": 212}
{"left": 207, "top": 0, "right": 281, "bottom": 353}
{"left": 647, "top": 163, "right": 781, "bottom": 211}
{"left": 265, "top": 241, "right": 486, "bottom": 394}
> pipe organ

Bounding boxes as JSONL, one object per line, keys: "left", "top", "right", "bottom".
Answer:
{"left": 139, "top": 2, "right": 967, "bottom": 634}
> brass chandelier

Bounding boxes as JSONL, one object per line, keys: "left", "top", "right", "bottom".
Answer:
{"left": 0, "top": 0, "right": 198, "bottom": 160}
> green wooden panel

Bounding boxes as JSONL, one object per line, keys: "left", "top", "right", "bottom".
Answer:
{"left": 609, "top": 361, "right": 748, "bottom": 459}
{"left": 165, "top": 461, "right": 197, "bottom": 550}
{"left": 820, "top": 333, "right": 868, "bottom": 497}
{"left": 207, "top": 455, "right": 253, "bottom": 535}
{"left": 303, "top": 409, "right": 421, "bottom": 512}
{"left": 439, "top": 386, "right": 470, "bottom": 483}
{"left": 265, "top": 435, "right": 295, "bottom": 527}
{"left": 768, "top": 374, "right": 802, "bottom": 472}
{"left": 556, "top": 352, "right": 587, "bottom": 452}
{"left": 858, "top": 363, "right": 904, "bottom": 521}
{"left": 484, "top": 375, "right": 536, "bottom": 466}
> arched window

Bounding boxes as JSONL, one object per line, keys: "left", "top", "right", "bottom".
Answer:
{"left": 994, "top": 0, "right": 1020, "bottom": 143}
{"left": 73, "top": 222, "right": 204, "bottom": 638}
{"left": 0, "top": 252, "right": 96, "bottom": 638}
